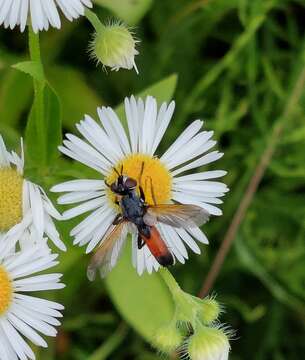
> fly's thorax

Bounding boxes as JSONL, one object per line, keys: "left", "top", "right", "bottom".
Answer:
{"left": 121, "top": 193, "right": 145, "bottom": 221}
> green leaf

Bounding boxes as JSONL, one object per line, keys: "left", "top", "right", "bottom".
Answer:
{"left": 12, "top": 61, "right": 45, "bottom": 83}
{"left": 115, "top": 73, "right": 178, "bottom": 120}
{"left": 0, "top": 69, "right": 32, "bottom": 127}
{"left": 235, "top": 235, "right": 305, "bottom": 314}
{"left": 47, "top": 65, "right": 102, "bottom": 130}
{"left": 105, "top": 242, "right": 174, "bottom": 342}
{"left": 0, "top": 123, "right": 20, "bottom": 148}
{"left": 25, "top": 83, "right": 61, "bottom": 169}
{"left": 44, "top": 85, "right": 62, "bottom": 164}
{"left": 95, "top": 0, "right": 153, "bottom": 25}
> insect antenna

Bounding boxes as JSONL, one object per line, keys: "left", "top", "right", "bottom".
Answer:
{"left": 113, "top": 167, "right": 121, "bottom": 177}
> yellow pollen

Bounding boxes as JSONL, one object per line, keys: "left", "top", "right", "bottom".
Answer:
{"left": 106, "top": 154, "right": 172, "bottom": 206}
{"left": 0, "top": 168, "right": 23, "bottom": 231}
{"left": 0, "top": 266, "right": 13, "bottom": 315}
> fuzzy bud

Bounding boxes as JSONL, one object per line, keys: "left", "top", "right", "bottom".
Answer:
{"left": 198, "top": 298, "right": 222, "bottom": 324}
{"left": 90, "top": 22, "right": 139, "bottom": 73}
{"left": 153, "top": 323, "right": 183, "bottom": 353}
{"left": 188, "top": 326, "right": 230, "bottom": 360}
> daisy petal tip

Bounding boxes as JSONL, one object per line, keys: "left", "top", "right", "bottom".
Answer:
{"left": 59, "top": 243, "right": 67, "bottom": 252}
{"left": 85, "top": 247, "right": 91, "bottom": 254}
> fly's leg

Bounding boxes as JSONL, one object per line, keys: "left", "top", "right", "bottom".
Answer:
{"left": 146, "top": 176, "right": 157, "bottom": 205}
{"left": 113, "top": 213, "right": 123, "bottom": 225}
{"left": 138, "top": 161, "right": 146, "bottom": 202}
{"left": 138, "top": 161, "right": 145, "bottom": 188}
{"left": 139, "top": 185, "right": 145, "bottom": 202}
{"left": 137, "top": 234, "right": 146, "bottom": 249}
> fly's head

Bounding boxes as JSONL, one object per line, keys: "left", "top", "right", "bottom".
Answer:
{"left": 106, "top": 175, "right": 137, "bottom": 196}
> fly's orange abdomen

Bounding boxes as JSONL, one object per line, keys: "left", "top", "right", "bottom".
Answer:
{"left": 141, "top": 226, "right": 174, "bottom": 266}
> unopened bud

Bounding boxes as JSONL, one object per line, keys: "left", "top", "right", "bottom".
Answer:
{"left": 188, "top": 326, "right": 230, "bottom": 360}
{"left": 90, "top": 22, "right": 139, "bottom": 73}
{"left": 153, "top": 323, "right": 183, "bottom": 353}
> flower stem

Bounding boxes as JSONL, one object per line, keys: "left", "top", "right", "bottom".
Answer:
{"left": 28, "top": 26, "right": 47, "bottom": 166}
{"left": 85, "top": 9, "right": 105, "bottom": 33}
{"left": 159, "top": 268, "right": 182, "bottom": 298}
{"left": 160, "top": 268, "right": 199, "bottom": 326}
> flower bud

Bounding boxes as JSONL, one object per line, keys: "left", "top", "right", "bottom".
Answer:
{"left": 188, "top": 326, "right": 230, "bottom": 360}
{"left": 198, "top": 297, "right": 222, "bottom": 324}
{"left": 153, "top": 323, "right": 183, "bottom": 353}
{"left": 90, "top": 22, "right": 139, "bottom": 73}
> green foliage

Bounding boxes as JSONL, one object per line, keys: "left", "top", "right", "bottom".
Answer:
{"left": 23, "top": 78, "right": 62, "bottom": 171}
{"left": 95, "top": 0, "right": 153, "bottom": 25}
{"left": 1, "top": 0, "right": 305, "bottom": 359}
{"left": 106, "top": 242, "right": 174, "bottom": 343}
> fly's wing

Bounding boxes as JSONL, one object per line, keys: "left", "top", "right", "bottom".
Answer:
{"left": 87, "top": 219, "right": 128, "bottom": 281}
{"left": 144, "top": 204, "right": 210, "bottom": 229}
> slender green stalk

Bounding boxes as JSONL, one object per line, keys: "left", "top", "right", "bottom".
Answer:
{"left": 159, "top": 268, "right": 182, "bottom": 297}
{"left": 159, "top": 268, "right": 198, "bottom": 324}
{"left": 28, "top": 26, "right": 46, "bottom": 165}
{"left": 85, "top": 9, "right": 105, "bottom": 33}
{"left": 88, "top": 323, "right": 128, "bottom": 360}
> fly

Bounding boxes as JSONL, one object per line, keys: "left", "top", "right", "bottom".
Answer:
{"left": 87, "top": 163, "right": 210, "bottom": 280}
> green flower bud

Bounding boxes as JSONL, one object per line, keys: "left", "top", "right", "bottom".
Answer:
{"left": 90, "top": 22, "right": 139, "bottom": 73}
{"left": 153, "top": 323, "right": 183, "bottom": 353}
{"left": 198, "top": 297, "right": 222, "bottom": 324}
{"left": 188, "top": 326, "right": 230, "bottom": 360}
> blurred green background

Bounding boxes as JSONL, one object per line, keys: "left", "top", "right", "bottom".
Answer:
{"left": 1, "top": 0, "right": 305, "bottom": 359}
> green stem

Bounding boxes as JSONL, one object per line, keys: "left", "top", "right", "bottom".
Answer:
{"left": 85, "top": 9, "right": 105, "bottom": 33}
{"left": 88, "top": 323, "right": 128, "bottom": 360}
{"left": 159, "top": 268, "right": 182, "bottom": 298}
{"left": 28, "top": 26, "right": 47, "bottom": 165}
{"left": 160, "top": 268, "right": 200, "bottom": 324}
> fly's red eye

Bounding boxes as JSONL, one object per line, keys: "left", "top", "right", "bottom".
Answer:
{"left": 125, "top": 177, "right": 137, "bottom": 189}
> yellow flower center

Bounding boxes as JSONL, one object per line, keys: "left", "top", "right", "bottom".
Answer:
{"left": 0, "top": 168, "right": 23, "bottom": 231}
{"left": 0, "top": 266, "right": 13, "bottom": 315}
{"left": 106, "top": 154, "right": 172, "bottom": 206}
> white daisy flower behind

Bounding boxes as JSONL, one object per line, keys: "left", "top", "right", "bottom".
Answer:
{"left": 0, "top": 235, "right": 64, "bottom": 360}
{"left": 51, "top": 95, "right": 229, "bottom": 276}
{"left": 0, "top": 0, "right": 92, "bottom": 33}
{"left": 0, "top": 136, "right": 66, "bottom": 251}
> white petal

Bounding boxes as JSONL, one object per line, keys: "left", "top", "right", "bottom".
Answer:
{"left": 51, "top": 179, "right": 105, "bottom": 193}
{"left": 62, "top": 196, "right": 106, "bottom": 220}
{"left": 171, "top": 151, "right": 224, "bottom": 177}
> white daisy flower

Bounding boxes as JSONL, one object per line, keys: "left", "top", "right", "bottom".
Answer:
{"left": 51, "top": 96, "right": 228, "bottom": 276}
{"left": 0, "top": 136, "right": 66, "bottom": 251}
{"left": 0, "top": 234, "right": 64, "bottom": 360}
{"left": 0, "top": 0, "right": 92, "bottom": 33}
